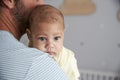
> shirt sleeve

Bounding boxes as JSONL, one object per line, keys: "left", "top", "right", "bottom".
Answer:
{"left": 24, "top": 55, "right": 68, "bottom": 80}
{"left": 70, "top": 53, "right": 80, "bottom": 80}
{"left": 60, "top": 47, "right": 80, "bottom": 80}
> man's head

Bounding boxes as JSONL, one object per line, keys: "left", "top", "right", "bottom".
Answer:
{"left": 0, "top": 0, "right": 44, "bottom": 36}
{"left": 27, "top": 5, "right": 65, "bottom": 57}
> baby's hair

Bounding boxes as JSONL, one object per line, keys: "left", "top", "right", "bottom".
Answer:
{"left": 28, "top": 4, "right": 65, "bottom": 29}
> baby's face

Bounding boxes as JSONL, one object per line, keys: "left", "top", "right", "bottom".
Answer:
{"left": 30, "top": 22, "right": 64, "bottom": 57}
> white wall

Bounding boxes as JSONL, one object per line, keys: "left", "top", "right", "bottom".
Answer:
{"left": 20, "top": 0, "right": 120, "bottom": 73}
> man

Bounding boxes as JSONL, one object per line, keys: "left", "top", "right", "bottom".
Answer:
{"left": 0, "top": 0, "right": 68, "bottom": 80}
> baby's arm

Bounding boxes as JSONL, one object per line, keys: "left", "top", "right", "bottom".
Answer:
{"left": 70, "top": 53, "right": 80, "bottom": 80}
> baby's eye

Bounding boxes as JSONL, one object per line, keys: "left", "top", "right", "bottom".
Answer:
{"left": 38, "top": 37, "right": 47, "bottom": 41}
{"left": 54, "top": 36, "right": 61, "bottom": 41}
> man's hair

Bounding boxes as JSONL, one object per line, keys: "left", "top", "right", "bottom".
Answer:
{"left": 0, "top": 0, "right": 4, "bottom": 7}
{"left": 28, "top": 4, "right": 65, "bottom": 29}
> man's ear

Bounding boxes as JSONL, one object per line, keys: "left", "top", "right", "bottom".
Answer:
{"left": 3, "top": 0, "right": 15, "bottom": 8}
{"left": 26, "top": 29, "right": 32, "bottom": 40}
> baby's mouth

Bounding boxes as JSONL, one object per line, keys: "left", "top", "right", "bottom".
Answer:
{"left": 46, "top": 51, "right": 58, "bottom": 56}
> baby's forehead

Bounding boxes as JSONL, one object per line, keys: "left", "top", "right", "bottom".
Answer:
{"left": 30, "top": 21, "right": 64, "bottom": 32}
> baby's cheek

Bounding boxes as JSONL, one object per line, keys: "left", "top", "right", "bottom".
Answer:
{"left": 37, "top": 45, "right": 46, "bottom": 52}
{"left": 57, "top": 47, "right": 62, "bottom": 53}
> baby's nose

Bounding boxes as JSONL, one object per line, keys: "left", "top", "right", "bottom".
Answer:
{"left": 46, "top": 40, "right": 54, "bottom": 48}
{"left": 47, "top": 43, "right": 54, "bottom": 50}
{"left": 46, "top": 47, "right": 54, "bottom": 55}
{"left": 46, "top": 39, "right": 55, "bottom": 54}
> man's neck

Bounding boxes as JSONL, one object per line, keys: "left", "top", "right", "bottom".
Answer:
{"left": 0, "top": 7, "right": 21, "bottom": 40}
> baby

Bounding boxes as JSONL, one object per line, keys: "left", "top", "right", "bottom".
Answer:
{"left": 26, "top": 4, "right": 80, "bottom": 80}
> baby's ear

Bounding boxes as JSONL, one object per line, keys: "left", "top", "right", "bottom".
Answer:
{"left": 26, "top": 29, "right": 32, "bottom": 40}
{"left": 3, "top": 0, "right": 15, "bottom": 9}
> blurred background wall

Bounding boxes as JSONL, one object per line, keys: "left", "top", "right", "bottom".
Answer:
{"left": 20, "top": 0, "right": 120, "bottom": 74}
